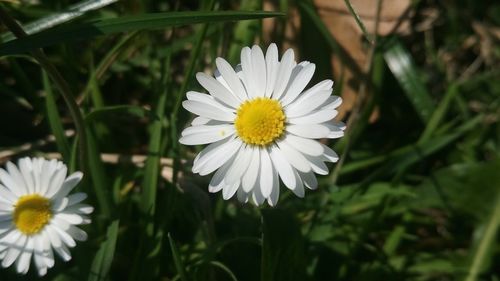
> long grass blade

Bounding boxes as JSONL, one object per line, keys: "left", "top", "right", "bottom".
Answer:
{"left": 0, "top": 11, "right": 284, "bottom": 56}
{"left": 88, "top": 220, "right": 120, "bottom": 281}
{"left": 1, "top": 0, "right": 118, "bottom": 42}
{"left": 42, "top": 70, "right": 71, "bottom": 163}
{"left": 384, "top": 39, "right": 435, "bottom": 123}
{"left": 168, "top": 233, "right": 189, "bottom": 281}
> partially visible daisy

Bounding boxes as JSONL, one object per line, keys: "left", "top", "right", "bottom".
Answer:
{"left": 180, "top": 43, "right": 345, "bottom": 206}
{"left": 0, "top": 157, "right": 93, "bottom": 276}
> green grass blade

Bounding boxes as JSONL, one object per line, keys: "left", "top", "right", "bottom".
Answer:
{"left": 88, "top": 220, "right": 120, "bottom": 281}
{"left": 343, "top": 0, "right": 373, "bottom": 44}
{"left": 209, "top": 261, "right": 239, "bottom": 281}
{"left": 168, "top": 233, "right": 189, "bottom": 281}
{"left": 42, "top": 70, "right": 71, "bottom": 163}
{"left": 1, "top": 0, "right": 117, "bottom": 42}
{"left": 140, "top": 52, "right": 171, "bottom": 218}
{"left": 384, "top": 39, "right": 435, "bottom": 122}
{"left": 464, "top": 163, "right": 500, "bottom": 281}
{"left": 0, "top": 11, "right": 284, "bottom": 56}
{"left": 418, "top": 83, "right": 459, "bottom": 143}
{"left": 86, "top": 126, "right": 112, "bottom": 218}
{"left": 261, "top": 209, "right": 305, "bottom": 281}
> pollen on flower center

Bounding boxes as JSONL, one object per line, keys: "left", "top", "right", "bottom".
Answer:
{"left": 235, "top": 97, "right": 286, "bottom": 146}
{"left": 13, "top": 194, "right": 52, "bottom": 235}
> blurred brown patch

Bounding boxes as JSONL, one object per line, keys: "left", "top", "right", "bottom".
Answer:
{"left": 264, "top": 0, "right": 412, "bottom": 120}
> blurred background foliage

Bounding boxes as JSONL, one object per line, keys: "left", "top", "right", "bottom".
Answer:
{"left": 0, "top": 0, "right": 499, "bottom": 280}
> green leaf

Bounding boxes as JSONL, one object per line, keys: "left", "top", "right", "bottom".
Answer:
{"left": 415, "top": 160, "right": 500, "bottom": 281}
{"left": 261, "top": 209, "right": 305, "bottom": 281}
{"left": 343, "top": 0, "right": 373, "bottom": 44}
{"left": 168, "top": 233, "right": 189, "bottom": 281}
{"left": 418, "top": 83, "right": 459, "bottom": 143}
{"left": 1, "top": 0, "right": 117, "bottom": 42}
{"left": 140, "top": 54, "right": 170, "bottom": 219}
{"left": 86, "top": 126, "right": 112, "bottom": 218}
{"left": 85, "top": 105, "right": 154, "bottom": 123}
{"left": 88, "top": 220, "right": 120, "bottom": 281}
{"left": 0, "top": 11, "right": 284, "bottom": 56}
{"left": 384, "top": 39, "right": 435, "bottom": 123}
{"left": 42, "top": 70, "right": 71, "bottom": 163}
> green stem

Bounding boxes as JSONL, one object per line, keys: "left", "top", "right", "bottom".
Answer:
{"left": 464, "top": 189, "right": 500, "bottom": 281}
{"left": 0, "top": 5, "right": 87, "bottom": 170}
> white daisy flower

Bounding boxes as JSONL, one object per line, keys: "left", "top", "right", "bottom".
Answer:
{"left": 0, "top": 157, "right": 93, "bottom": 276}
{"left": 179, "top": 43, "right": 345, "bottom": 206}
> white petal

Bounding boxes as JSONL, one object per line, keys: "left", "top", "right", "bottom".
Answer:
{"left": 208, "top": 158, "right": 234, "bottom": 193}
{"left": 0, "top": 168, "right": 23, "bottom": 197}
{"left": 179, "top": 125, "right": 235, "bottom": 145}
{"left": 251, "top": 181, "right": 265, "bottom": 206}
{"left": 66, "top": 226, "right": 87, "bottom": 241}
{"left": 266, "top": 165, "right": 280, "bottom": 207}
{"left": 53, "top": 243, "right": 71, "bottom": 261}
{"left": 259, "top": 149, "right": 273, "bottom": 198}
{"left": 272, "top": 48, "right": 295, "bottom": 100}
{"left": 276, "top": 141, "right": 311, "bottom": 173}
{"left": 240, "top": 47, "right": 258, "bottom": 99}
{"left": 64, "top": 204, "right": 94, "bottom": 215}
{"left": 54, "top": 172, "right": 83, "bottom": 200}
{"left": 304, "top": 154, "right": 329, "bottom": 175}
{"left": 288, "top": 109, "right": 337, "bottom": 124}
{"left": 16, "top": 238, "right": 34, "bottom": 274}
{"left": 191, "top": 116, "right": 210, "bottom": 126}
{"left": 198, "top": 139, "right": 242, "bottom": 176}
{"left": 66, "top": 192, "right": 87, "bottom": 207}
{"left": 6, "top": 162, "right": 29, "bottom": 195}
{"left": 56, "top": 213, "right": 84, "bottom": 225}
{"left": 224, "top": 145, "right": 252, "bottom": 185}
{"left": 193, "top": 137, "right": 233, "bottom": 173}
{"left": 242, "top": 148, "right": 260, "bottom": 192}
{"left": 286, "top": 79, "right": 332, "bottom": 112}
{"left": 2, "top": 234, "right": 26, "bottom": 268}
{"left": 269, "top": 145, "right": 297, "bottom": 191}
{"left": 264, "top": 43, "right": 279, "bottom": 97}
{"left": 299, "top": 170, "right": 318, "bottom": 190}
{"left": 18, "top": 158, "right": 35, "bottom": 194}
{"left": 222, "top": 181, "right": 239, "bottom": 200}
{"left": 285, "top": 89, "right": 332, "bottom": 118}
{"left": 186, "top": 91, "right": 234, "bottom": 112}
{"left": 320, "top": 95, "right": 342, "bottom": 110}
{"left": 320, "top": 143, "right": 340, "bottom": 163}
{"left": 284, "top": 135, "right": 324, "bottom": 156}
{"left": 251, "top": 45, "right": 267, "bottom": 97}
{"left": 0, "top": 202, "right": 13, "bottom": 212}
{"left": 290, "top": 169, "right": 305, "bottom": 198}
{"left": 182, "top": 100, "right": 235, "bottom": 122}
{"left": 196, "top": 72, "right": 240, "bottom": 108}
{"left": 51, "top": 197, "right": 68, "bottom": 212}
{"left": 286, "top": 124, "right": 330, "bottom": 139}
{"left": 215, "top": 57, "right": 247, "bottom": 101}
{"left": 52, "top": 226, "right": 76, "bottom": 247}
{"left": 0, "top": 184, "right": 16, "bottom": 204}
{"left": 280, "top": 63, "right": 316, "bottom": 106}
{"left": 324, "top": 122, "right": 346, "bottom": 139}
{"left": 45, "top": 165, "right": 67, "bottom": 197}
{"left": 45, "top": 225, "right": 62, "bottom": 248}
{"left": 38, "top": 159, "right": 57, "bottom": 195}
{"left": 236, "top": 188, "right": 249, "bottom": 203}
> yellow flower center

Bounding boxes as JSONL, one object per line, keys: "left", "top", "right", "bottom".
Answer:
{"left": 235, "top": 97, "right": 286, "bottom": 146}
{"left": 13, "top": 194, "right": 52, "bottom": 235}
